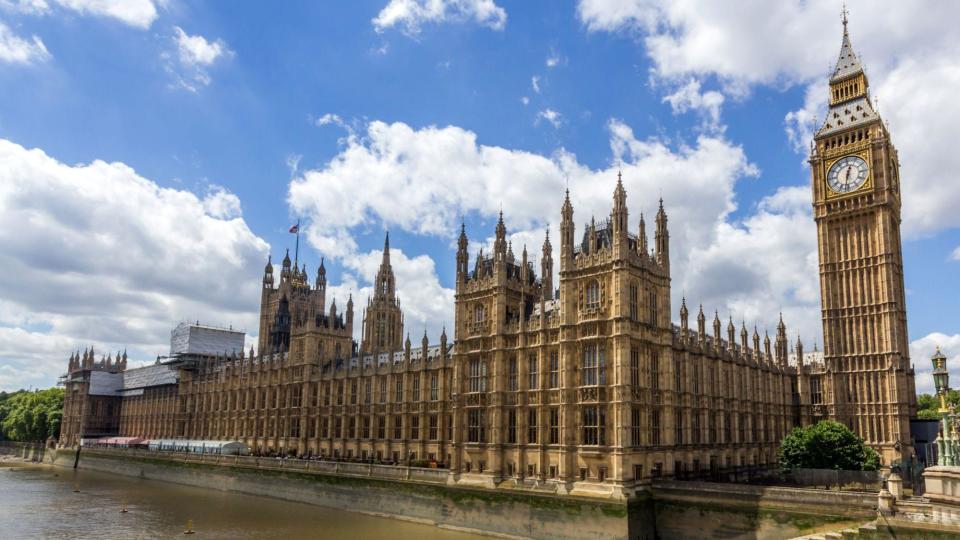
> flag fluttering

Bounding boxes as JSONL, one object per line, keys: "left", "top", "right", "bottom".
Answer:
{"left": 289, "top": 224, "right": 299, "bottom": 234}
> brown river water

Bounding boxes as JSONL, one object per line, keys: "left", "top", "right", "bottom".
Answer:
{"left": 0, "top": 462, "right": 487, "bottom": 539}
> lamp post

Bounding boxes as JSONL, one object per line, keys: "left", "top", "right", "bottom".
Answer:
{"left": 932, "top": 347, "right": 953, "bottom": 466}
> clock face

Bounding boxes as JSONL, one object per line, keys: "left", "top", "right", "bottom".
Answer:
{"left": 827, "top": 155, "right": 869, "bottom": 194}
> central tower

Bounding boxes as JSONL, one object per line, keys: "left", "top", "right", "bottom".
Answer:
{"left": 361, "top": 232, "right": 404, "bottom": 353}
{"left": 809, "top": 14, "right": 916, "bottom": 462}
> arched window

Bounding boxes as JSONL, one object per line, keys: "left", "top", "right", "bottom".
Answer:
{"left": 585, "top": 280, "right": 601, "bottom": 309}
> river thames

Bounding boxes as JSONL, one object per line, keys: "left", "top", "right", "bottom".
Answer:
{"left": 0, "top": 462, "right": 487, "bottom": 539}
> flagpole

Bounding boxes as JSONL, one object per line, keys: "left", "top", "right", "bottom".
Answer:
{"left": 294, "top": 218, "right": 301, "bottom": 268}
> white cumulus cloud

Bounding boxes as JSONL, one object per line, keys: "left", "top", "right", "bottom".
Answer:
{"left": 0, "top": 139, "right": 269, "bottom": 390}
{"left": 164, "top": 27, "right": 232, "bottom": 92}
{"left": 910, "top": 332, "right": 960, "bottom": 395}
{"left": 577, "top": 0, "right": 960, "bottom": 239}
{"left": 662, "top": 78, "right": 725, "bottom": 132}
{"left": 373, "top": 0, "right": 506, "bottom": 35}
{"left": 536, "top": 108, "right": 562, "bottom": 128}
{"left": 0, "top": 20, "right": 50, "bottom": 64}
{"left": 54, "top": 0, "right": 159, "bottom": 29}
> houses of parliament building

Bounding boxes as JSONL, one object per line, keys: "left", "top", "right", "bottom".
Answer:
{"left": 60, "top": 18, "right": 916, "bottom": 497}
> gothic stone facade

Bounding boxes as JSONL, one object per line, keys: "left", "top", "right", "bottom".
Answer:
{"left": 60, "top": 19, "right": 916, "bottom": 496}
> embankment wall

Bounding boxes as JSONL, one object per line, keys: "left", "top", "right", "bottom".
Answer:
{"left": 33, "top": 447, "right": 896, "bottom": 540}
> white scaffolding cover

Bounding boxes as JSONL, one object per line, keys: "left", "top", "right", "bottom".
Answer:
{"left": 170, "top": 322, "right": 245, "bottom": 356}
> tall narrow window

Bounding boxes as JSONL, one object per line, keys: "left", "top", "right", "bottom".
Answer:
{"left": 549, "top": 351, "right": 559, "bottom": 388}
{"left": 364, "top": 380, "right": 372, "bottom": 404}
{"left": 630, "top": 349, "right": 639, "bottom": 387}
{"left": 528, "top": 409, "right": 538, "bottom": 444}
{"left": 508, "top": 357, "right": 518, "bottom": 391}
{"left": 507, "top": 409, "right": 517, "bottom": 444}
{"left": 810, "top": 376, "right": 823, "bottom": 405}
{"left": 393, "top": 416, "right": 402, "bottom": 440}
{"left": 631, "top": 407, "right": 641, "bottom": 446}
{"left": 629, "top": 283, "right": 638, "bottom": 321}
{"left": 675, "top": 410, "right": 683, "bottom": 445}
{"left": 410, "top": 416, "right": 420, "bottom": 440}
{"left": 581, "top": 344, "right": 605, "bottom": 386}
{"left": 413, "top": 377, "right": 421, "bottom": 401}
{"left": 350, "top": 380, "right": 358, "bottom": 405}
{"left": 468, "top": 358, "right": 487, "bottom": 392}
{"left": 395, "top": 376, "right": 403, "bottom": 402}
{"left": 581, "top": 406, "right": 606, "bottom": 445}
{"left": 549, "top": 409, "right": 560, "bottom": 444}
{"left": 648, "top": 289, "right": 657, "bottom": 325}
{"left": 430, "top": 372, "right": 438, "bottom": 401}
{"left": 650, "top": 351, "right": 660, "bottom": 390}
{"left": 429, "top": 414, "right": 438, "bottom": 440}
{"left": 586, "top": 280, "right": 601, "bottom": 309}
{"left": 474, "top": 303, "right": 485, "bottom": 323}
{"left": 467, "top": 409, "right": 485, "bottom": 443}
{"left": 379, "top": 376, "right": 387, "bottom": 403}
{"left": 650, "top": 408, "right": 661, "bottom": 445}
{"left": 674, "top": 359, "right": 682, "bottom": 393}
{"left": 528, "top": 353, "right": 538, "bottom": 390}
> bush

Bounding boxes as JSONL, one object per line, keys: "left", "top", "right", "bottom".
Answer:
{"left": 779, "top": 420, "right": 879, "bottom": 472}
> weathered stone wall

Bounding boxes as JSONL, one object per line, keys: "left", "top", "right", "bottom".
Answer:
{"left": 0, "top": 441, "right": 46, "bottom": 462}
{"left": 63, "top": 449, "right": 644, "bottom": 540}
{"left": 50, "top": 449, "right": 898, "bottom": 540}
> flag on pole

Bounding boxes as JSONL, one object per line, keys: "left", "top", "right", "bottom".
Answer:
{"left": 289, "top": 224, "right": 299, "bottom": 234}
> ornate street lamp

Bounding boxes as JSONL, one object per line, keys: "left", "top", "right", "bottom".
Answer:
{"left": 933, "top": 346, "right": 949, "bottom": 412}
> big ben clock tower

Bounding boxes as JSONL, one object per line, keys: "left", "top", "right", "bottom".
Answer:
{"left": 810, "top": 12, "right": 916, "bottom": 463}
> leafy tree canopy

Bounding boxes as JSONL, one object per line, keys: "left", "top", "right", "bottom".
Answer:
{"left": 0, "top": 388, "right": 64, "bottom": 442}
{"left": 779, "top": 420, "right": 879, "bottom": 472}
{"left": 916, "top": 391, "right": 960, "bottom": 420}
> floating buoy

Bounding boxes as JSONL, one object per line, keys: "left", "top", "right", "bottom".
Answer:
{"left": 184, "top": 519, "right": 195, "bottom": 535}
{"left": 120, "top": 502, "right": 128, "bottom": 514}
{"left": 73, "top": 484, "right": 80, "bottom": 493}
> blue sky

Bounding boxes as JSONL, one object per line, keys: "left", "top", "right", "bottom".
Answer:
{"left": 0, "top": 0, "right": 957, "bottom": 393}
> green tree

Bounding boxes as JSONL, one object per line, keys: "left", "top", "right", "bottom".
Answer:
{"left": 0, "top": 388, "right": 64, "bottom": 442}
{"left": 779, "top": 420, "right": 879, "bottom": 472}
{"left": 916, "top": 391, "right": 960, "bottom": 420}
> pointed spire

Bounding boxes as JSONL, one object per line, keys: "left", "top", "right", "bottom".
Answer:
{"left": 494, "top": 210, "right": 508, "bottom": 260}
{"left": 264, "top": 254, "right": 273, "bottom": 274}
{"left": 458, "top": 219, "right": 468, "bottom": 250}
{"left": 382, "top": 231, "right": 391, "bottom": 266}
{"left": 638, "top": 212, "right": 648, "bottom": 254}
{"left": 282, "top": 249, "right": 291, "bottom": 268}
{"left": 655, "top": 199, "right": 669, "bottom": 269}
{"left": 831, "top": 6, "right": 862, "bottom": 82}
{"left": 456, "top": 219, "right": 470, "bottom": 282}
